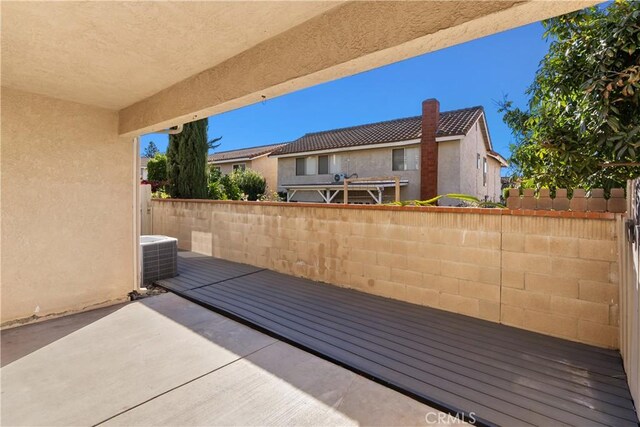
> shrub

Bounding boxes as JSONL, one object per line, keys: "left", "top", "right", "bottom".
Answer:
{"left": 152, "top": 188, "right": 171, "bottom": 199}
{"left": 259, "top": 191, "right": 283, "bottom": 202}
{"left": 502, "top": 187, "right": 511, "bottom": 202}
{"left": 234, "top": 169, "right": 267, "bottom": 201}
{"left": 207, "top": 181, "right": 227, "bottom": 200}
{"left": 209, "top": 166, "right": 222, "bottom": 183}
{"left": 146, "top": 154, "right": 168, "bottom": 182}
{"left": 219, "top": 174, "right": 242, "bottom": 200}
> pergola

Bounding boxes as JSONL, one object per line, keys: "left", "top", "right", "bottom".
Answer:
{"left": 284, "top": 177, "right": 408, "bottom": 204}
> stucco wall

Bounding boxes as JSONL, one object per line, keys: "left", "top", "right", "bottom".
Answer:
{"left": 150, "top": 200, "right": 620, "bottom": 348}
{"left": 212, "top": 156, "right": 278, "bottom": 193}
{"left": 277, "top": 144, "right": 422, "bottom": 202}
{"left": 249, "top": 155, "right": 279, "bottom": 193}
{"left": 459, "top": 121, "right": 502, "bottom": 202}
{"left": 116, "top": 1, "right": 600, "bottom": 136}
{"left": 436, "top": 139, "right": 461, "bottom": 206}
{"left": 1, "top": 87, "right": 135, "bottom": 325}
{"left": 213, "top": 161, "right": 251, "bottom": 176}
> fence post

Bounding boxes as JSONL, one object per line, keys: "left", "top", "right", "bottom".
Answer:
{"left": 395, "top": 177, "right": 400, "bottom": 202}
{"left": 343, "top": 179, "right": 349, "bottom": 204}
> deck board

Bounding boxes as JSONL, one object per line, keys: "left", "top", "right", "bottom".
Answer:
{"left": 158, "top": 252, "right": 637, "bottom": 427}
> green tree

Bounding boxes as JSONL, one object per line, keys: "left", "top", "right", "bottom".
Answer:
{"left": 143, "top": 141, "right": 159, "bottom": 158}
{"left": 235, "top": 169, "right": 267, "bottom": 201}
{"left": 166, "top": 119, "right": 221, "bottom": 198}
{"left": 146, "top": 153, "right": 167, "bottom": 182}
{"left": 219, "top": 173, "right": 242, "bottom": 200}
{"left": 500, "top": 0, "right": 640, "bottom": 190}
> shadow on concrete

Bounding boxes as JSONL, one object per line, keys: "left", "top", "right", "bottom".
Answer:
{"left": 0, "top": 289, "right": 438, "bottom": 426}
{"left": 1, "top": 303, "right": 126, "bottom": 367}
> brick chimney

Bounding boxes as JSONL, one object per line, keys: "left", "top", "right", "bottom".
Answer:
{"left": 420, "top": 98, "right": 439, "bottom": 200}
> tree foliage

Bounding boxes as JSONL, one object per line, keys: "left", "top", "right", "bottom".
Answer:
{"left": 235, "top": 169, "right": 267, "bottom": 201}
{"left": 146, "top": 153, "right": 167, "bottom": 182}
{"left": 166, "top": 119, "right": 222, "bottom": 199}
{"left": 500, "top": 0, "right": 640, "bottom": 189}
{"left": 143, "top": 141, "right": 159, "bottom": 159}
{"left": 207, "top": 181, "right": 227, "bottom": 200}
{"left": 219, "top": 174, "right": 242, "bottom": 200}
{"left": 206, "top": 166, "right": 266, "bottom": 201}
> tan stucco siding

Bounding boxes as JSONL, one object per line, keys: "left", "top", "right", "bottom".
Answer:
{"left": 436, "top": 140, "right": 461, "bottom": 205}
{"left": 489, "top": 157, "right": 503, "bottom": 202}
{"left": 1, "top": 87, "right": 134, "bottom": 324}
{"left": 249, "top": 155, "right": 279, "bottom": 193}
{"left": 459, "top": 121, "right": 502, "bottom": 202}
{"left": 277, "top": 145, "right": 421, "bottom": 203}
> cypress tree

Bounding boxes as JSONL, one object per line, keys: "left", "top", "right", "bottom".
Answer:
{"left": 166, "top": 118, "right": 210, "bottom": 199}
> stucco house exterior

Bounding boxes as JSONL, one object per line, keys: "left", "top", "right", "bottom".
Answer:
{"left": 208, "top": 143, "right": 285, "bottom": 191}
{"left": 140, "top": 157, "right": 149, "bottom": 180}
{"left": 270, "top": 99, "right": 508, "bottom": 204}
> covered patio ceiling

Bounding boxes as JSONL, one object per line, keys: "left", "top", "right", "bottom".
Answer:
{"left": 1, "top": 1, "right": 600, "bottom": 137}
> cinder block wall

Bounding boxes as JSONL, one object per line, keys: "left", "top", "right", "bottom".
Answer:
{"left": 500, "top": 216, "right": 619, "bottom": 348}
{"left": 151, "top": 200, "right": 619, "bottom": 348}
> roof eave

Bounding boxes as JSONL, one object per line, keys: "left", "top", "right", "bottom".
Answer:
{"left": 208, "top": 157, "right": 252, "bottom": 164}
{"left": 488, "top": 151, "right": 509, "bottom": 167}
{"left": 270, "top": 138, "right": 423, "bottom": 158}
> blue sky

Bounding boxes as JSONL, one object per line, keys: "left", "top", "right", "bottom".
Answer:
{"left": 141, "top": 21, "right": 550, "bottom": 162}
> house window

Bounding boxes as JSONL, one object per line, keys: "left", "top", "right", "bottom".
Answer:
{"left": 232, "top": 163, "right": 246, "bottom": 172}
{"left": 296, "top": 158, "right": 305, "bottom": 176}
{"left": 318, "top": 155, "right": 329, "bottom": 175}
{"left": 316, "top": 154, "right": 342, "bottom": 175}
{"left": 295, "top": 157, "right": 317, "bottom": 176}
{"left": 392, "top": 147, "right": 419, "bottom": 171}
{"left": 483, "top": 157, "right": 488, "bottom": 186}
{"left": 477, "top": 153, "right": 481, "bottom": 169}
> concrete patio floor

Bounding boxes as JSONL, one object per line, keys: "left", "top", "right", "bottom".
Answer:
{"left": 1, "top": 293, "right": 457, "bottom": 426}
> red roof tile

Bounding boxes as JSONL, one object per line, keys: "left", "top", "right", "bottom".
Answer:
{"left": 270, "top": 106, "right": 484, "bottom": 156}
{"left": 208, "top": 143, "right": 287, "bottom": 162}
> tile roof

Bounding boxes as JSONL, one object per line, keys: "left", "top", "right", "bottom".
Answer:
{"left": 270, "top": 106, "right": 484, "bottom": 156}
{"left": 208, "top": 143, "right": 287, "bottom": 162}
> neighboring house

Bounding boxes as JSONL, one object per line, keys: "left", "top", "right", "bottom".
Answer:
{"left": 208, "top": 143, "right": 286, "bottom": 192}
{"left": 140, "top": 157, "right": 149, "bottom": 180}
{"left": 270, "top": 99, "right": 507, "bottom": 204}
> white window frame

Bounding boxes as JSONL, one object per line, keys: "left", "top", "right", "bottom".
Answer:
{"left": 483, "top": 157, "right": 488, "bottom": 187}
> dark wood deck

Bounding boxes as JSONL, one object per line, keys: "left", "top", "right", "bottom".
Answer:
{"left": 158, "top": 251, "right": 637, "bottom": 427}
